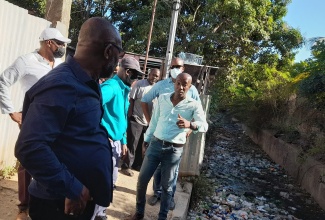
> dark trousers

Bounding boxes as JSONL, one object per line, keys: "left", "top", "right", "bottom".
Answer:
{"left": 126, "top": 119, "right": 147, "bottom": 168}
{"left": 29, "top": 195, "right": 95, "bottom": 220}
{"left": 18, "top": 164, "right": 32, "bottom": 211}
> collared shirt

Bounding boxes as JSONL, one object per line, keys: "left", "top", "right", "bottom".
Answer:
{"left": 141, "top": 77, "right": 201, "bottom": 103}
{"left": 100, "top": 74, "right": 130, "bottom": 144}
{"left": 144, "top": 93, "right": 208, "bottom": 144}
{"left": 129, "top": 79, "right": 154, "bottom": 126}
{"left": 0, "top": 50, "right": 62, "bottom": 114}
{"left": 15, "top": 56, "right": 113, "bottom": 206}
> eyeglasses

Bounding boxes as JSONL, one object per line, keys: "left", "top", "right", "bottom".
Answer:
{"left": 170, "top": 65, "right": 183, "bottom": 69}
{"left": 51, "top": 40, "right": 65, "bottom": 47}
{"left": 105, "top": 42, "right": 125, "bottom": 59}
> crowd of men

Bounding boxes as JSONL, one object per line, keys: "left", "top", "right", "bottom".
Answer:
{"left": 0, "top": 17, "right": 208, "bottom": 220}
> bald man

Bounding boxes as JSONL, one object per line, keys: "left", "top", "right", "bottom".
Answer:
{"left": 15, "top": 17, "right": 124, "bottom": 220}
{"left": 141, "top": 57, "right": 201, "bottom": 210}
{"left": 132, "top": 73, "right": 208, "bottom": 220}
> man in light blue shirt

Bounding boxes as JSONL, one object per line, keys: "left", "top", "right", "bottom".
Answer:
{"left": 132, "top": 73, "right": 208, "bottom": 220}
{"left": 141, "top": 57, "right": 201, "bottom": 209}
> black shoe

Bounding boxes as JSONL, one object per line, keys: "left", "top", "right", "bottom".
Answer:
{"left": 148, "top": 195, "right": 160, "bottom": 206}
{"left": 169, "top": 198, "right": 175, "bottom": 210}
{"left": 94, "top": 216, "right": 107, "bottom": 220}
{"left": 131, "top": 212, "right": 144, "bottom": 220}
{"left": 131, "top": 165, "right": 141, "bottom": 171}
{"left": 121, "top": 168, "right": 134, "bottom": 177}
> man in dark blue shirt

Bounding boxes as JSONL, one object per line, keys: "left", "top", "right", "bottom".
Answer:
{"left": 15, "top": 17, "right": 125, "bottom": 220}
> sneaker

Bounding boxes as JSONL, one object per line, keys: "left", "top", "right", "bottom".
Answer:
{"left": 169, "top": 198, "right": 175, "bottom": 210}
{"left": 94, "top": 216, "right": 107, "bottom": 220}
{"left": 16, "top": 210, "right": 29, "bottom": 220}
{"left": 147, "top": 195, "right": 160, "bottom": 206}
{"left": 121, "top": 168, "right": 134, "bottom": 177}
{"left": 131, "top": 212, "right": 144, "bottom": 220}
{"left": 131, "top": 165, "right": 141, "bottom": 171}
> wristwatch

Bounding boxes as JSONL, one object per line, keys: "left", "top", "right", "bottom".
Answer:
{"left": 190, "top": 122, "right": 197, "bottom": 130}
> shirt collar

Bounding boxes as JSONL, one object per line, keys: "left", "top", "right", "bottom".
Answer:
{"left": 167, "top": 77, "right": 173, "bottom": 84}
{"left": 113, "top": 74, "right": 131, "bottom": 92}
{"left": 169, "top": 92, "right": 191, "bottom": 103}
{"left": 32, "top": 49, "right": 61, "bottom": 66}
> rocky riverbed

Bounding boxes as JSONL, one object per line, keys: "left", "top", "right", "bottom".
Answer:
{"left": 187, "top": 113, "right": 325, "bottom": 220}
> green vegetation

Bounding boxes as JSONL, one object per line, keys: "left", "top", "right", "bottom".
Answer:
{"left": 6, "top": 0, "right": 46, "bottom": 17}
{"left": 182, "top": 175, "right": 214, "bottom": 209}
{"left": 0, "top": 164, "right": 18, "bottom": 179}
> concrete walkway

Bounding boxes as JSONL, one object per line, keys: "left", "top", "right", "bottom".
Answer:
{"left": 107, "top": 169, "right": 192, "bottom": 220}
{"left": 0, "top": 169, "right": 192, "bottom": 220}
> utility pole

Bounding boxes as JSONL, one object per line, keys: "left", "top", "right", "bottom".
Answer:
{"left": 163, "top": 0, "right": 181, "bottom": 78}
{"left": 45, "top": 0, "right": 72, "bottom": 37}
{"left": 143, "top": 0, "right": 158, "bottom": 77}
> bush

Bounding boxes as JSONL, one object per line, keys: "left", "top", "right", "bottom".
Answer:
{"left": 299, "top": 71, "right": 325, "bottom": 110}
{"left": 212, "top": 63, "right": 295, "bottom": 129}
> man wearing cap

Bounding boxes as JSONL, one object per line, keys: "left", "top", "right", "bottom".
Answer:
{"left": 121, "top": 68, "right": 161, "bottom": 177}
{"left": 92, "top": 56, "right": 143, "bottom": 219}
{"left": 0, "top": 27, "right": 70, "bottom": 220}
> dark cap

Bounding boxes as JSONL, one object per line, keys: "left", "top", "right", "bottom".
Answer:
{"left": 121, "top": 57, "right": 144, "bottom": 75}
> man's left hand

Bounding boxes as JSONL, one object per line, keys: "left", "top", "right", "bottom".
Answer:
{"left": 176, "top": 114, "right": 190, "bottom": 129}
{"left": 122, "top": 144, "right": 127, "bottom": 156}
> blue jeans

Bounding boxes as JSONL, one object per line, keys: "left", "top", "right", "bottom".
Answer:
{"left": 153, "top": 162, "right": 179, "bottom": 199}
{"left": 136, "top": 137, "right": 183, "bottom": 220}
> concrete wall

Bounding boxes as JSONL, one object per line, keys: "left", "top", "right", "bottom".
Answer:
{"left": 243, "top": 125, "right": 325, "bottom": 210}
{"left": 179, "top": 94, "right": 211, "bottom": 177}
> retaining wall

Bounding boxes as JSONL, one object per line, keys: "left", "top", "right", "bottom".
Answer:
{"left": 243, "top": 125, "right": 325, "bottom": 210}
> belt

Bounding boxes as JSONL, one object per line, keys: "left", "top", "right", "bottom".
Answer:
{"left": 154, "top": 136, "right": 184, "bottom": 148}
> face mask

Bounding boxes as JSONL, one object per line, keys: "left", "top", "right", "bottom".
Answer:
{"left": 53, "top": 47, "right": 66, "bottom": 58}
{"left": 170, "top": 68, "right": 182, "bottom": 79}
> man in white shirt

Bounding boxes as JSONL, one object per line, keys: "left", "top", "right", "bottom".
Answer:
{"left": 0, "top": 27, "right": 70, "bottom": 220}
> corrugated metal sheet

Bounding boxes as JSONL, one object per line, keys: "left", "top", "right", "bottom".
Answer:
{"left": 179, "top": 94, "right": 211, "bottom": 176}
{"left": 0, "top": 0, "right": 52, "bottom": 169}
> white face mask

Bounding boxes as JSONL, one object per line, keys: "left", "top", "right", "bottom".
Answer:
{"left": 170, "top": 68, "right": 182, "bottom": 79}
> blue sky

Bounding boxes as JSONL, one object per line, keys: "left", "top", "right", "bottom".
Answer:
{"left": 284, "top": 0, "right": 325, "bottom": 62}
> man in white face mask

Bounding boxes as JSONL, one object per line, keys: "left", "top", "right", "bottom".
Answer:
{"left": 140, "top": 57, "right": 200, "bottom": 211}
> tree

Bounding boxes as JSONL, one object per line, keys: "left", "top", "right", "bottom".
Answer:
{"left": 69, "top": 0, "right": 114, "bottom": 47}
{"left": 5, "top": 0, "right": 46, "bottom": 17}
{"left": 7, "top": 0, "right": 303, "bottom": 70}
{"left": 110, "top": 0, "right": 302, "bottom": 70}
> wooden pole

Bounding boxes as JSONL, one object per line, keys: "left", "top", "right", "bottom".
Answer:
{"left": 143, "top": 0, "right": 158, "bottom": 77}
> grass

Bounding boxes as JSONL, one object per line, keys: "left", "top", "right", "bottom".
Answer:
{"left": 0, "top": 161, "right": 19, "bottom": 179}
{"left": 181, "top": 175, "right": 214, "bottom": 209}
